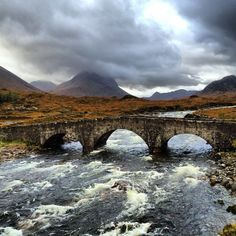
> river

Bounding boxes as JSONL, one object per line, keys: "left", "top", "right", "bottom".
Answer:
{"left": 0, "top": 129, "right": 236, "bottom": 235}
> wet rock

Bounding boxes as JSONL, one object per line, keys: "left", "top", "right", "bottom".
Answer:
{"left": 221, "top": 178, "right": 229, "bottom": 187}
{"left": 231, "top": 183, "right": 236, "bottom": 192}
{"left": 220, "top": 163, "right": 226, "bottom": 168}
{"left": 120, "top": 224, "right": 127, "bottom": 234}
{"left": 111, "top": 180, "right": 130, "bottom": 192}
{"left": 214, "top": 153, "right": 222, "bottom": 161}
{"left": 225, "top": 182, "right": 232, "bottom": 190}
{"left": 0, "top": 212, "right": 20, "bottom": 227}
{"left": 226, "top": 205, "right": 236, "bottom": 214}
{"left": 184, "top": 113, "right": 202, "bottom": 119}
{"left": 183, "top": 151, "right": 191, "bottom": 154}
{"left": 217, "top": 199, "right": 225, "bottom": 205}
{"left": 210, "top": 175, "right": 218, "bottom": 186}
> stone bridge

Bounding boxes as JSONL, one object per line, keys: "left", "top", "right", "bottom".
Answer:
{"left": 0, "top": 116, "right": 235, "bottom": 154}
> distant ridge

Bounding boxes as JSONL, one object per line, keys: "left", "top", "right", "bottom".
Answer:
{"left": 0, "top": 66, "right": 39, "bottom": 92}
{"left": 53, "top": 71, "right": 128, "bottom": 97}
{"left": 202, "top": 75, "right": 236, "bottom": 94}
{"left": 148, "top": 89, "right": 197, "bottom": 100}
{"left": 31, "top": 80, "right": 57, "bottom": 92}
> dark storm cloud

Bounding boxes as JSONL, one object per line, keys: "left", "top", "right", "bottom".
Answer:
{"left": 0, "top": 0, "right": 199, "bottom": 88}
{"left": 173, "top": 0, "right": 236, "bottom": 64}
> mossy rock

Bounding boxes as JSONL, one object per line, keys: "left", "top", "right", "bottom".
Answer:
{"left": 232, "top": 139, "right": 236, "bottom": 149}
{"left": 220, "top": 224, "right": 236, "bottom": 236}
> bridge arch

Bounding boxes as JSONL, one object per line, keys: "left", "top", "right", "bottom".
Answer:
{"left": 94, "top": 128, "right": 149, "bottom": 152}
{"left": 41, "top": 129, "right": 85, "bottom": 152}
{"left": 162, "top": 131, "right": 215, "bottom": 151}
{"left": 43, "top": 133, "right": 66, "bottom": 149}
{"left": 166, "top": 133, "right": 213, "bottom": 153}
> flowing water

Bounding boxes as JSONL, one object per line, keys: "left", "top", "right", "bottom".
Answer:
{"left": 0, "top": 130, "right": 235, "bottom": 236}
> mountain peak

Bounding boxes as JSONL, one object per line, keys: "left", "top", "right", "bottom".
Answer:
{"left": 0, "top": 66, "right": 39, "bottom": 92}
{"left": 31, "top": 80, "right": 57, "bottom": 92}
{"left": 202, "top": 75, "right": 236, "bottom": 93}
{"left": 54, "top": 71, "right": 128, "bottom": 98}
{"left": 149, "top": 89, "right": 197, "bottom": 100}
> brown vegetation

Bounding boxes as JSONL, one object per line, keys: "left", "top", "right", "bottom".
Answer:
{"left": 194, "top": 107, "right": 236, "bottom": 120}
{"left": 0, "top": 89, "right": 235, "bottom": 127}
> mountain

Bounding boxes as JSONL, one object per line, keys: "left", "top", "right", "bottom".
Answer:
{"left": 148, "top": 89, "right": 197, "bottom": 100}
{"left": 31, "top": 80, "right": 57, "bottom": 92}
{"left": 202, "top": 75, "right": 236, "bottom": 94}
{"left": 54, "top": 71, "right": 128, "bottom": 97}
{"left": 0, "top": 66, "right": 39, "bottom": 92}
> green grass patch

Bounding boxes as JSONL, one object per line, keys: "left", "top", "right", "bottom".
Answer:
{"left": 0, "top": 91, "right": 19, "bottom": 104}
{"left": 0, "top": 140, "right": 27, "bottom": 148}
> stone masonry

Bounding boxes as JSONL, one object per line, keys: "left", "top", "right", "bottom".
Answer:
{"left": 0, "top": 116, "right": 235, "bottom": 154}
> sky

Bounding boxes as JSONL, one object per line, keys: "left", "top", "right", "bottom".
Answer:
{"left": 0, "top": 0, "right": 236, "bottom": 97}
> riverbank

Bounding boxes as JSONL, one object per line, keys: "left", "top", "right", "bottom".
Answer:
{"left": 208, "top": 151, "right": 236, "bottom": 195}
{"left": 0, "top": 140, "right": 37, "bottom": 162}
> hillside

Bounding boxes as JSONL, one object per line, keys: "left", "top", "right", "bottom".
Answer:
{"left": 202, "top": 75, "right": 236, "bottom": 94}
{"left": 149, "top": 89, "right": 197, "bottom": 100}
{"left": 0, "top": 66, "right": 39, "bottom": 92}
{"left": 54, "top": 71, "right": 128, "bottom": 97}
{"left": 31, "top": 80, "right": 57, "bottom": 92}
{"left": 0, "top": 90, "right": 235, "bottom": 127}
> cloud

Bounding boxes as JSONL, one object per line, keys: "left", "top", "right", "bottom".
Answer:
{"left": 172, "top": 0, "right": 236, "bottom": 65}
{"left": 0, "top": 0, "right": 200, "bottom": 88}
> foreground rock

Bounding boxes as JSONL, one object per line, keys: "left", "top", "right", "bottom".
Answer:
{"left": 111, "top": 180, "right": 131, "bottom": 192}
{"left": 207, "top": 152, "right": 236, "bottom": 195}
{"left": 220, "top": 224, "right": 236, "bottom": 236}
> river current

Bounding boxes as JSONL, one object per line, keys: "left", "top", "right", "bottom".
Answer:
{"left": 0, "top": 129, "right": 235, "bottom": 236}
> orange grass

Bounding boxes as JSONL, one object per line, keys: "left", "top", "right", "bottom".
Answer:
{"left": 0, "top": 90, "right": 235, "bottom": 127}
{"left": 194, "top": 107, "right": 236, "bottom": 120}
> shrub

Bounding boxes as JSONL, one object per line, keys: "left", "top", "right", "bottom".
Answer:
{"left": 0, "top": 91, "right": 19, "bottom": 104}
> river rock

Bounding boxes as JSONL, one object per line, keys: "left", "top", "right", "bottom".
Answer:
{"left": 214, "top": 153, "right": 222, "bottom": 161}
{"left": 221, "top": 178, "right": 230, "bottom": 187}
{"left": 231, "top": 183, "right": 236, "bottom": 192}
{"left": 220, "top": 163, "right": 226, "bottom": 168}
{"left": 184, "top": 113, "right": 201, "bottom": 119}
{"left": 226, "top": 205, "right": 236, "bottom": 214}
{"left": 111, "top": 180, "right": 130, "bottom": 192}
{"left": 217, "top": 199, "right": 224, "bottom": 205}
{"left": 210, "top": 175, "right": 218, "bottom": 186}
{"left": 221, "top": 224, "right": 236, "bottom": 235}
{"left": 225, "top": 180, "right": 234, "bottom": 190}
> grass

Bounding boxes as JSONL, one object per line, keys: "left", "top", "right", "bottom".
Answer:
{"left": 0, "top": 140, "right": 27, "bottom": 148}
{"left": 194, "top": 107, "right": 236, "bottom": 120}
{"left": 0, "top": 89, "right": 235, "bottom": 127}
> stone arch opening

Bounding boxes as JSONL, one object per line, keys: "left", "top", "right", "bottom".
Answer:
{"left": 94, "top": 130, "right": 115, "bottom": 149}
{"left": 95, "top": 129, "right": 149, "bottom": 153}
{"left": 62, "top": 140, "right": 83, "bottom": 153}
{"left": 167, "top": 133, "right": 212, "bottom": 154}
{"left": 43, "top": 133, "right": 66, "bottom": 149}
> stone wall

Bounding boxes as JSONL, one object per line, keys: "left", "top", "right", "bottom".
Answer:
{"left": 0, "top": 116, "right": 235, "bottom": 154}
